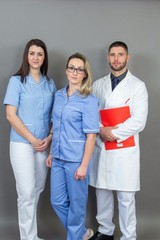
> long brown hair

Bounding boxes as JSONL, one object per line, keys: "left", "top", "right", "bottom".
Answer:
{"left": 14, "top": 39, "right": 49, "bottom": 82}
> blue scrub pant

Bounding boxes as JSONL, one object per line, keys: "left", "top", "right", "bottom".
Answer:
{"left": 50, "top": 159, "right": 89, "bottom": 240}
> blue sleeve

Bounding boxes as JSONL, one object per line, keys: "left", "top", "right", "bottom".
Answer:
{"left": 50, "top": 80, "right": 58, "bottom": 123}
{"left": 50, "top": 78, "right": 57, "bottom": 96}
{"left": 82, "top": 95, "right": 100, "bottom": 133}
{"left": 3, "top": 76, "right": 21, "bottom": 107}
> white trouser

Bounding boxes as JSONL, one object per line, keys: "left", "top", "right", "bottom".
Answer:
{"left": 10, "top": 142, "right": 48, "bottom": 240}
{"left": 96, "top": 189, "right": 137, "bottom": 240}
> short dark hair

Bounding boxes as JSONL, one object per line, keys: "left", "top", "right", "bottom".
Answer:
{"left": 108, "top": 41, "right": 128, "bottom": 54}
{"left": 15, "top": 39, "right": 49, "bottom": 82}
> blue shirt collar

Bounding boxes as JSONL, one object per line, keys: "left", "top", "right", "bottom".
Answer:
{"left": 28, "top": 73, "right": 46, "bottom": 85}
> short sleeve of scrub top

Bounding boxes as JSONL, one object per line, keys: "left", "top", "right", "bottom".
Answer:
{"left": 82, "top": 95, "right": 100, "bottom": 133}
{"left": 4, "top": 76, "right": 21, "bottom": 107}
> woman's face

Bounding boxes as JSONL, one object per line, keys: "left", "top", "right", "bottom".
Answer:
{"left": 66, "top": 58, "right": 86, "bottom": 87}
{"left": 28, "top": 45, "right": 45, "bottom": 71}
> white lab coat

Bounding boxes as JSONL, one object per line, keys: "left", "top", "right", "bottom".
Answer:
{"left": 90, "top": 71, "right": 148, "bottom": 191}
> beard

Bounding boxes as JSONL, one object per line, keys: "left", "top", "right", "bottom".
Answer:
{"left": 109, "top": 60, "right": 127, "bottom": 72}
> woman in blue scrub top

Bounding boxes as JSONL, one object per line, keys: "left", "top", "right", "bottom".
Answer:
{"left": 3, "top": 39, "right": 56, "bottom": 240}
{"left": 46, "top": 52, "right": 99, "bottom": 240}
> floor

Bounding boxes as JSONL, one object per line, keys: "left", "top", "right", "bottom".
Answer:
{"left": 1, "top": 224, "right": 160, "bottom": 240}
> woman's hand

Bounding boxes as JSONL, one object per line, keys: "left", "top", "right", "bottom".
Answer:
{"left": 32, "top": 136, "right": 51, "bottom": 152}
{"left": 6, "top": 105, "right": 52, "bottom": 151}
{"left": 74, "top": 133, "right": 96, "bottom": 181}
{"left": 46, "top": 154, "right": 52, "bottom": 168}
{"left": 30, "top": 138, "right": 43, "bottom": 151}
{"left": 74, "top": 164, "right": 88, "bottom": 180}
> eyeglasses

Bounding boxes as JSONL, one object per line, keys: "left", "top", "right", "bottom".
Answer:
{"left": 67, "top": 66, "right": 85, "bottom": 74}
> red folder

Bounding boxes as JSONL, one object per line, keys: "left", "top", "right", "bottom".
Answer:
{"left": 100, "top": 106, "right": 135, "bottom": 150}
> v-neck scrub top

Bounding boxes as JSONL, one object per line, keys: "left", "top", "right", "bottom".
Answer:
{"left": 3, "top": 75, "right": 57, "bottom": 143}
{"left": 52, "top": 86, "right": 100, "bottom": 163}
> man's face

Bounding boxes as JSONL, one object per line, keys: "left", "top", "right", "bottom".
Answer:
{"left": 108, "top": 46, "right": 129, "bottom": 72}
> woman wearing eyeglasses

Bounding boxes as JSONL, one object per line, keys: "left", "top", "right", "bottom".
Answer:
{"left": 46, "top": 52, "right": 99, "bottom": 240}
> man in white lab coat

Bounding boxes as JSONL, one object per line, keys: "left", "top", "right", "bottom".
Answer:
{"left": 90, "top": 41, "right": 148, "bottom": 240}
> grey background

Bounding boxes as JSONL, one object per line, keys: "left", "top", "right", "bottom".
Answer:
{"left": 0, "top": 0, "right": 160, "bottom": 239}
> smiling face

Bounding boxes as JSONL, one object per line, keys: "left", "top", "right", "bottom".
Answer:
{"left": 108, "top": 46, "right": 129, "bottom": 75}
{"left": 28, "top": 45, "right": 45, "bottom": 72}
{"left": 66, "top": 58, "right": 86, "bottom": 88}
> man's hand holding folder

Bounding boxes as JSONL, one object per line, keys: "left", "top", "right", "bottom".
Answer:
{"left": 100, "top": 126, "right": 119, "bottom": 142}
{"left": 100, "top": 106, "right": 135, "bottom": 150}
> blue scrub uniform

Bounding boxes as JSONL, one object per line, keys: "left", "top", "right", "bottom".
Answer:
{"left": 4, "top": 74, "right": 57, "bottom": 142}
{"left": 3, "top": 74, "right": 56, "bottom": 240}
{"left": 51, "top": 86, "right": 99, "bottom": 240}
